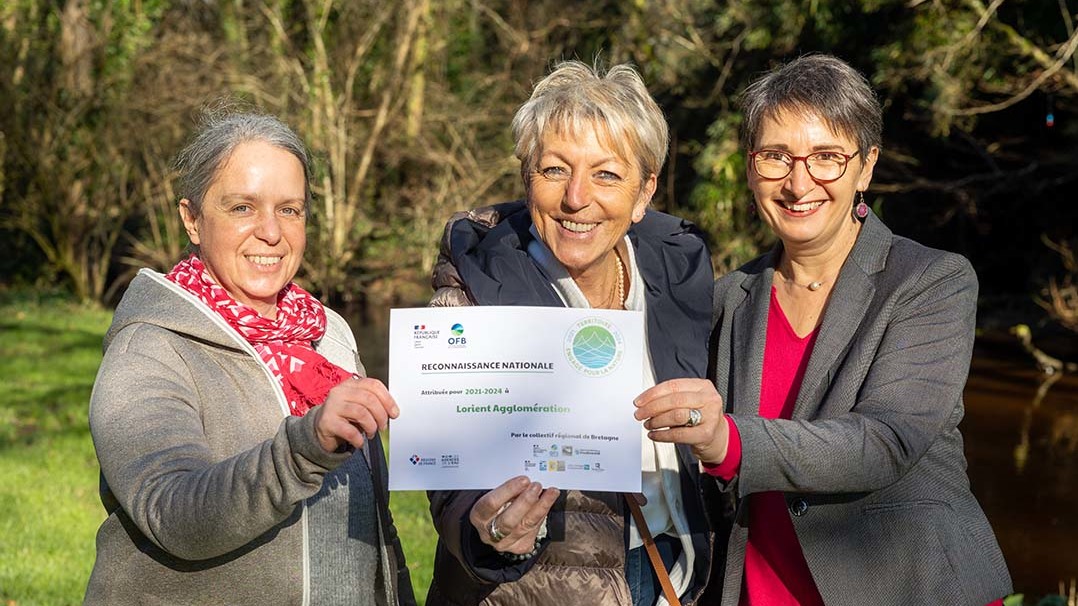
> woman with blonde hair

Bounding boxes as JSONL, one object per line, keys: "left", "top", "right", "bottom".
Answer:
{"left": 425, "top": 61, "right": 722, "bottom": 606}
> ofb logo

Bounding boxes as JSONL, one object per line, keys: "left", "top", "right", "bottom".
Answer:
{"left": 448, "top": 322, "right": 466, "bottom": 347}
{"left": 564, "top": 317, "right": 624, "bottom": 376}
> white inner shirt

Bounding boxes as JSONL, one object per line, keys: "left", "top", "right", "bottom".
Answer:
{"left": 526, "top": 227, "right": 695, "bottom": 604}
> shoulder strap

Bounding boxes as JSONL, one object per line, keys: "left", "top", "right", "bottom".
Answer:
{"left": 624, "top": 494, "right": 682, "bottom": 606}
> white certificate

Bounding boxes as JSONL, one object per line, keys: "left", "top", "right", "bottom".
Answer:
{"left": 387, "top": 305, "right": 644, "bottom": 493}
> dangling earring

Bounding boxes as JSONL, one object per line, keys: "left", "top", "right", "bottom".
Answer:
{"left": 853, "top": 191, "right": 869, "bottom": 221}
{"left": 749, "top": 201, "right": 757, "bottom": 216}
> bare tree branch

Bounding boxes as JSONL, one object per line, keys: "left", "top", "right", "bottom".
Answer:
{"left": 948, "top": 22, "right": 1078, "bottom": 115}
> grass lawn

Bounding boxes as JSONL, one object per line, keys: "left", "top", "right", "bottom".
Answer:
{"left": 0, "top": 293, "right": 435, "bottom": 605}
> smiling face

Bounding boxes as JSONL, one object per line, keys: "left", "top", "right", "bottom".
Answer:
{"left": 179, "top": 140, "right": 307, "bottom": 318}
{"left": 748, "top": 108, "right": 877, "bottom": 253}
{"left": 527, "top": 125, "right": 655, "bottom": 281}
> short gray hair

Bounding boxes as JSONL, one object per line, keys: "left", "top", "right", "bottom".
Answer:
{"left": 739, "top": 54, "right": 882, "bottom": 156}
{"left": 512, "top": 60, "right": 668, "bottom": 187}
{"left": 174, "top": 109, "right": 312, "bottom": 218}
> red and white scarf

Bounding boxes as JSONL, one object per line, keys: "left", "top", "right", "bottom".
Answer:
{"left": 166, "top": 255, "right": 352, "bottom": 416}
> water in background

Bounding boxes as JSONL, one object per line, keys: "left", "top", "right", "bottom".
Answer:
{"left": 963, "top": 334, "right": 1078, "bottom": 595}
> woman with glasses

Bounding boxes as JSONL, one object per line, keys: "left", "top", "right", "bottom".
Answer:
{"left": 634, "top": 54, "right": 1011, "bottom": 605}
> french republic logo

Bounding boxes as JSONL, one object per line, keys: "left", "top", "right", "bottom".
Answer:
{"left": 564, "top": 317, "right": 624, "bottom": 377}
{"left": 412, "top": 324, "right": 440, "bottom": 349}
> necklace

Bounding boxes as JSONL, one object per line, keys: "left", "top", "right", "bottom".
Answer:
{"left": 778, "top": 266, "right": 827, "bottom": 291}
{"left": 784, "top": 277, "right": 825, "bottom": 291}
{"left": 613, "top": 251, "right": 626, "bottom": 309}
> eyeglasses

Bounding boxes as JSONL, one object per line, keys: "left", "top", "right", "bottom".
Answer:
{"left": 748, "top": 149, "right": 860, "bottom": 182}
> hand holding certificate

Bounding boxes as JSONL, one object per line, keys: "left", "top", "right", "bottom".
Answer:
{"left": 387, "top": 305, "right": 645, "bottom": 492}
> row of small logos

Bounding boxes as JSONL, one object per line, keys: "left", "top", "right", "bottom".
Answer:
{"left": 409, "top": 454, "right": 459, "bottom": 468}
{"left": 407, "top": 444, "right": 603, "bottom": 467}
{"left": 407, "top": 453, "right": 604, "bottom": 473}
{"left": 413, "top": 323, "right": 466, "bottom": 349}
{"left": 534, "top": 444, "right": 601, "bottom": 458}
{"left": 408, "top": 445, "right": 605, "bottom": 471}
{"left": 525, "top": 460, "right": 604, "bottom": 472}
{"left": 409, "top": 444, "right": 601, "bottom": 463}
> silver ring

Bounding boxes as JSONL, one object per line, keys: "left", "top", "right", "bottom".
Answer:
{"left": 488, "top": 516, "right": 507, "bottom": 543}
{"left": 684, "top": 408, "right": 702, "bottom": 428}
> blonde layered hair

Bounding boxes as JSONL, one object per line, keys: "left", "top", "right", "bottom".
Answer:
{"left": 512, "top": 60, "right": 668, "bottom": 189}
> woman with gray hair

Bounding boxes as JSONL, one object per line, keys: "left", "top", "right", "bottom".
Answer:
{"left": 636, "top": 54, "right": 1012, "bottom": 605}
{"left": 85, "top": 109, "right": 415, "bottom": 605}
{"left": 426, "top": 61, "right": 721, "bottom": 605}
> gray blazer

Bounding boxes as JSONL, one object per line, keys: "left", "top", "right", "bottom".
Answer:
{"left": 710, "top": 212, "right": 1011, "bottom": 605}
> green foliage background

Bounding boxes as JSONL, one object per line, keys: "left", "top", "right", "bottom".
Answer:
{"left": 1, "top": 0, "right": 1077, "bottom": 603}
{"left": 1, "top": 0, "right": 1075, "bottom": 316}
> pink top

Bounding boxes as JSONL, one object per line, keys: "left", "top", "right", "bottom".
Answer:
{"left": 704, "top": 288, "right": 1006, "bottom": 606}
{"left": 704, "top": 287, "right": 822, "bottom": 604}
{"left": 736, "top": 287, "right": 824, "bottom": 605}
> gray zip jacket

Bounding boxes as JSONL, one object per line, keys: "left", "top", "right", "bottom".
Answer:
{"left": 85, "top": 269, "right": 415, "bottom": 606}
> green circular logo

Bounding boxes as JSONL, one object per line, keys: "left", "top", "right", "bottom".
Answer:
{"left": 565, "top": 318, "right": 624, "bottom": 376}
